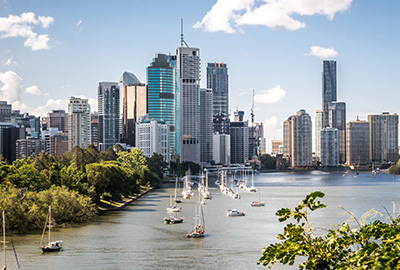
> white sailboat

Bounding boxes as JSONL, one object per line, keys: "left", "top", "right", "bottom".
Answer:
{"left": 187, "top": 192, "right": 205, "bottom": 238}
{"left": 202, "top": 171, "right": 211, "bottom": 200}
{"left": 246, "top": 170, "right": 257, "bottom": 192}
{"left": 41, "top": 206, "right": 63, "bottom": 252}
{"left": 251, "top": 188, "right": 265, "bottom": 207}
{"left": 173, "top": 177, "right": 182, "bottom": 203}
{"left": 182, "top": 171, "right": 194, "bottom": 199}
{"left": 167, "top": 195, "right": 181, "bottom": 213}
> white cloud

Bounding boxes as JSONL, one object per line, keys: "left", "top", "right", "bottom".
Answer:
{"left": 264, "top": 116, "right": 279, "bottom": 129}
{"left": 254, "top": 85, "right": 286, "bottom": 104}
{"left": 2, "top": 55, "right": 17, "bottom": 66}
{"left": 76, "top": 20, "right": 82, "bottom": 26}
{"left": 25, "top": 85, "right": 48, "bottom": 95}
{"left": 0, "top": 12, "right": 54, "bottom": 51}
{"left": 195, "top": 0, "right": 353, "bottom": 33}
{"left": 12, "top": 98, "right": 68, "bottom": 117}
{"left": 305, "top": 45, "right": 338, "bottom": 58}
{"left": 0, "top": 70, "right": 22, "bottom": 103}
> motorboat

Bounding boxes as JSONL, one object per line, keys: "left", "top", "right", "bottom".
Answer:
{"left": 227, "top": 209, "right": 246, "bottom": 217}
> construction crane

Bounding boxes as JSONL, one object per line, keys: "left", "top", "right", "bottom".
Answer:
{"left": 251, "top": 89, "right": 255, "bottom": 125}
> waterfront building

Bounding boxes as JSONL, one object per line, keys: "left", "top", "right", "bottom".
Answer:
{"left": 314, "top": 109, "right": 324, "bottom": 159}
{"left": 320, "top": 127, "right": 339, "bottom": 167}
{"left": 206, "top": 62, "right": 229, "bottom": 134}
{"left": 230, "top": 121, "right": 249, "bottom": 165}
{"left": 0, "top": 101, "right": 12, "bottom": 121}
{"left": 98, "top": 82, "right": 120, "bottom": 151}
{"left": 271, "top": 140, "right": 283, "bottom": 156}
{"left": 322, "top": 60, "right": 337, "bottom": 125}
{"left": 328, "top": 102, "right": 346, "bottom": 164}
{"left": 368, "top": 112, "right": 399, "bottom": 164}
{"left": 177, "top": 46, "right": 201, "bottom": 164}
{"left": 200, "top": 88, "right": 213, "bottom": 163}
{"left": 346, "top": 119, "right": 370, "bottom": 166}
{"left": 16, "top": 136, "right": 43, "bottom": 160}
{"left": 135, "top": 119, "right": 170, "bottom": 163}
{"left": 68, "top": 97, "right": 91, "bottom": 150}
{"left": 213, "top": 133, "right": 231, "bottom": 165}
{"left": 147, "top": 54, "right": 177, "bottom": 156}
{"left": 46, "top": 110, "right": 67, "bottom": 133}
{"left": 283, "top": 109, "right": 312, "bottom": 168}
{"left": 119, "top": 72, "right": 147, "bottom": 147}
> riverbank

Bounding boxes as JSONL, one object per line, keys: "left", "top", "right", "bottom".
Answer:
{"left": 98, "top": 187, "right": 154, "bottom": 214}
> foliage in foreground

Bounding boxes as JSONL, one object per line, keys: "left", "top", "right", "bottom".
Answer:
{"left": 258, "top": 191, "right": 400, "bottom": 269}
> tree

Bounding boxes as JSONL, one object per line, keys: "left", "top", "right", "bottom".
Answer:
{"left": 260, "top": 154, "right": 276, "bottom": 170}
{"left": 258, "top": 191, "right": 400, "bottom": 269}
{"left": 147, "top": 153, "right": 168, "bottom": 179}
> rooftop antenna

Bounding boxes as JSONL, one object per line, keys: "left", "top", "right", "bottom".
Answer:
{"left": 180, "top": 18, "right": 189, "bottom": 48}
{"left": 251, "top": 89, "right": 255, "bottom": 125}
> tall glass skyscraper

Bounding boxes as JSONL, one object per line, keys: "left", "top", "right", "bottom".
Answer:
{"left": 98, "top": 82, "right": 120, "bottom": 151}
{"left": 207, "top": 62, "right": 229, "bottom": 134}
{"left": 322, "top": 60, "right": 337, "bottom": 125}
{"left": 147, "top": 54, "right": 176, "bottom": 156}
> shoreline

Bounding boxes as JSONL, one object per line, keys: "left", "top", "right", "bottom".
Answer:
{"left": 98, "top": 187, "right": 154, "bottom": 214}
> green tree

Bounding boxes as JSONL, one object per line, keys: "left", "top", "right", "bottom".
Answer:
{"left": 258, "top": 191, "right": 400, "bottom": 269}
{"left": 147, "top": 153, "right": 168, "bottom": 179}
{"left": 260, "top": 154, "right": 276, "bottom": 170}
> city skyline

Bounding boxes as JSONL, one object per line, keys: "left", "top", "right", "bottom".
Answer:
{"left": 1, "top": 1, "right": 400, "bottom": 152}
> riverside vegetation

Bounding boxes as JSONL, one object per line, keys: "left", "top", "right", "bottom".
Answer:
{"left": 0, "top": 144, "right": 167, "bottom": 233}
{"left": 259, "top": 191, "right": 400, "bottom": 269}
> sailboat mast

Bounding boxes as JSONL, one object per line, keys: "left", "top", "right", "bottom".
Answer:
{"left": 206, "top": 171, "right": 208, "bottom": 189}
{"left": 48, "top": 206, "right": 51, "bottom": 244}
{"left": 2, "top": 210, "right": 6, "bottom": 270}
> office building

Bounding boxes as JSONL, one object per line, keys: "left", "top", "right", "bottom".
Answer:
{"left": 147, "top": 54, "right": 176, "bottom": 156}
{"left": 320, "top": 127, "right": 339, "bottom": 167}
{"left": 98, "top": 82, "right": 120, "bottom": 151}
{"left": 230, "top": 121, "right": 249, "bottom": 164}
{"left": 46, "top": 110, "right": 67, "bottom": 133}
{"left": 0, "top": 101, "right": 12, "bottom": 121}
{"left": 346, "top": 119, "right": 370, "bottom": 166}
{"left": 136, "top": 119, "right": 170, "bottom": 163}
{"left": 0, "top": 122, "right": 25, "bottom": 162}
{"left": 16, "top": 136, "right": 43, "bottom": 160}
{"left": 200, "top": 88, "right": 213, "bottom": 163}
{"left": 314, "top": 109, "right": 324, "bottom": 159}
{"left": 283, "top": 109, "right": 312, "bottom": 168}
{"left": 206, "top": 62, "right": 229, "bottom": 134}
{"left": 328, "top": 102, "right": 346, "bottom": 163}
{"left": 29, "top": 116, "right": 40, "bottom": 139}
{"left": 68, "top": 97, "right": 91, "bottom": 150}
{"left": 177, "top": 46, "right": 201, "bottom": 163}
{"left": 271, "top": 140, "right": 283, "bottom": 156}
{"left": 213, "top": 133, "right": 230, "bottom": 165}
{"left": 368, "top": 112, "right": 399, "bottom": 164}
{"left": 90, "top": 113, "right": 99, "bottom": 147}
{"left": 120, "top": 72, "right": 147, "bottom": 147}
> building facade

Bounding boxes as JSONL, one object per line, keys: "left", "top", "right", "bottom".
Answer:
{"left": 16, "top": 137, "right": 43, "bottom": 160}
{"left": 230, "top": 121, "right": 249, "bottom": 164}
{"left": 322, "top": 60, "right": 337, "bottom": 125}
{"left": 368, "top": 112, "right": 399, "bottom": 164}
{"left": 213, "top": 133, "right": 231, "bottom": 165}
{"left": 320, "top": 127, "right": 339, "bottom": 167}
{"left": 68, "top": 97, "right": 91, "bottom": 150}
{"left": 46, "top": 110, "right": 67, "bottom": 133}
{"left": 177, "top": 46, "right": 201, "bottom": 164}
{"left": 200, "top": 88, "right": 213, "bottom": 163}
{"left": 328, "top": 102, "right": 346, "bottom": 164}
{"left": 346, "top": 119, "right": 370, "bottom": 166}
{"left": 271, "top": 140, "right": 283, "bottom": 156}
{"left": 136, "top": 119, "right": 170, "bottom": 163}
{"left": 314, "top": 109, "right": 324, "bottom": 159}
{"left": 98, "top": 82, "right": 120, "bottom": 151}
{"left": 0, "top": 101, "right": 12, "bottom": 121}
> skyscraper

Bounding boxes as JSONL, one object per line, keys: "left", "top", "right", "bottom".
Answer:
{"left": 147, "top": 54, "right": 176, "bottom": 156}
{"left": 230, "top": 121, "right": 249, "bottom": 164}
{"left": 314, "top": 109, "right": 324, "bottom": 159}
{"left": 68, "top": 97, "right": 91, "bottom": 150}
{"left": 283, "top": 109, "right": 312, "bottom": 168}
{"left": 177, "top": 46, "right": 201, "bottom": 164}
{"left": 322, "top": 60, "right": 337, "bottom": 125}
{"left": 207, "top": 63, "right": 229, "bottom": 134}
{"left": 200, "top": 88, "right": 213, "bottom": 163}
{"left": 346, "top": 119, "right": 370, "bottom": 166}
{"left": 321, "top": 127, "right": 339, "bottom": 167}
{"left": 119, "top": 72, "right": 147, "bottom": 147}
{"left": 98, "top": 82, "right": 120, "bottom": 151}
{"left": 368, "top": 112, "right": 398, "bottom": 164}
{"left": 46, "top": 110, "right": 67, "bottom": 133}
{"left": 328, "top": 101, "right": 346, "bottom": 163}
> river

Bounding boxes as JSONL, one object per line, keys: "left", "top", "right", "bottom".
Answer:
{"left": 3, "top": 171, "right": 400, "bottom": 269}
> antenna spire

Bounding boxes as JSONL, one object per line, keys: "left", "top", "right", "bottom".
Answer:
{"left": 251, "top": 89, "right": 255, "bottom": 125}
{"left": 180, "top": 18, "right": 189, "bottom": 47}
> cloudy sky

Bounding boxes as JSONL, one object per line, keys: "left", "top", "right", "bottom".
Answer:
{"left": 1, "top": 0, "right": 399, "bottom": 152}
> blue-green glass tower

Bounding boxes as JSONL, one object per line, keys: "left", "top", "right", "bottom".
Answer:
{"left": 147, "top": 54, "right": 179, "bottom": 156}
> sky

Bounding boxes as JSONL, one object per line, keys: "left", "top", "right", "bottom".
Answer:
{"left": 1, "top": 0, "right": 400, "bottom": 152}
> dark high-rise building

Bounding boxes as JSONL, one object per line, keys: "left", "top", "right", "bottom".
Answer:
{"left": 147, "top": 54, "right": 176, "bottom": 156}
{"left": 47, "top": 110, "right": 67, "bottom": 133}
{"left": 322, "top": 60, "right": 337, "bottom": 125}
{"left": 230, "top": 121, "right": 249, "bottom": 164}
{"left": 200, "top": 88, "right": 213, "bottom": 163}
{"left": 98, "top": 82, "right": 120, "bottom": 151}
{"left": 207, "top": 63, "right": 229, "bottom": 134}
{"left": 328, "top": 101, "right": 346, "bottom": 164}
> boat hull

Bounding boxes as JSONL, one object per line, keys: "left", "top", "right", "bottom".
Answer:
{"left": 42, "top": 246, "right": 62, "bottom": 252}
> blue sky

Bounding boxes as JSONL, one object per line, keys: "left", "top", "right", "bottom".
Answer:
{"left": 1, "top": 0, "right": 399, "bottom": 152}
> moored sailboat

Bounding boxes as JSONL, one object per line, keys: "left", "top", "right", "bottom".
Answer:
{"left": 41, "top": 206, "right": 63, "bottom": 252}
{"left": 187, "top": 192, "right": 205, "bottom": 238}
{"left": 251, "top": 188, "right": 265, "bottom": 207}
